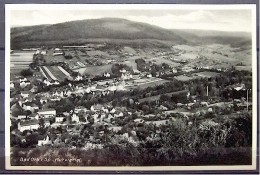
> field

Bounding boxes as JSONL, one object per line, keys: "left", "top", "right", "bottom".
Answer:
{"left": 122, "top": 46, "right": 137, "bottom": 54}
{"left": 10, "top": 68, "right": 24, "bottom": 80}
{"left": 147, "top": 57, "right": 181, "bottom": 67}
{"left": 126, "top": 77, "right": 169, "bottom": 89}
{"left": 138, "top": 89, "right": 188, "bottom": 103}
{"left": 80, "top": 64, "right": 113, "bottom": 76}
{"left": 43, "top": 49, "right": 65, "bottom": 63}
{"left": 122, "top": 59, "right": 138, "bottom": 71}
{"left": 172, "top": 44, "right": 252, "bottom": 69}
{"left": 10, "top": 51, "right": 34, "bottom": 79}
{"left": 174, "top": 75, "right": 201, "bottom": 82}
{"left": 193, "top": 71, "right": 220, "bottom": 78}
{"left": 46, "top": 66, "right": 70, "bottom": 81}
{"left": 235, "top": 66, "right": 252, "bottom": 71}
{"left": 40, "top": 66, "right": 54, "bottom": 80}
{"left": 40, "top": 66, "right": 71, "bottom": 82}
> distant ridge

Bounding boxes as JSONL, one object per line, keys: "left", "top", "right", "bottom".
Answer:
{"left": 11, "top": 18, "right": 251, "bottom": 49}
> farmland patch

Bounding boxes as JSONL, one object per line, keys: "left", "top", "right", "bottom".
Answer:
{"left": 82, "top": 64, "right": 113, "bottom": 76}
{"left": 193, "top": 71, "right": 220, "bottom": 78}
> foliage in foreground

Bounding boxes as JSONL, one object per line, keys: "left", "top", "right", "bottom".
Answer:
{"left": 11, "top": 114, "right": 252, "bottom": 166}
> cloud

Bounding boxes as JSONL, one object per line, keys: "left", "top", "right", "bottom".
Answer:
{"left": 10, "top": 9, "right": 252, "bottom": 32}
{"left": 125, "top": 10, "right": 251, "bottom": 32}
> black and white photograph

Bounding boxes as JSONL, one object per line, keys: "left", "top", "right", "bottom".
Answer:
{"left": 5, "top": 4, "right": 258, "bottom": 171}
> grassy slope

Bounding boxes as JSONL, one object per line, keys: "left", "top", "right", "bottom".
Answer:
{"left": 172, "top": 29, "right": 251, "bottom": 49}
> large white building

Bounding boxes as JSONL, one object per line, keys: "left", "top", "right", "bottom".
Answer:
{"left": 18, "top": 119, "right": 39, "bottom": 132}
{"left": 38, "top": 135, "right": 50, "bottom": 146}
{"left": 55, "top": 117, "right": 64, "bottom": 123}
{"left": 20, "top": 91, "right": 30, "bottom": 98}
{"left": 38, "top": 109, "right": 56, "bottom": 118}
{"left": 71, "top": 113, "right": 79, "bottom": 123}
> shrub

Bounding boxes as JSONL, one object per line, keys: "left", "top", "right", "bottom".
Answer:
{"left": 20, "top": 69, "right": 33, "bottom": 77}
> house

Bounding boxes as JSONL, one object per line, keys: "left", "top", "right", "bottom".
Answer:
{"left": 133, "top": 69, "right": 140, "bottom": 74}
{"left": 158, "top": 105, "right": 168, "bottom": 111}
{"left": 16, "top": 100, "right": 24, "bottom": 108}
{"left": 96, "top": 85, "right": 106, "bottom": 91}
{"left": 30, "top": 85, "right": 38, "bottom": 93}
{"left": 20, "top": 80, "right": 31, "bottom": 88}
{"left": 18, "top": 115, "right": 27, "bottom": 120}
{"left": 107, "top": 113, "right": 114, "bottom": 119}
{"left": 134, "top": 119, "right": 144, "bottom": 123}
{"left": 144, "top": 114, "right": 156, "bottom": 119}
{"left": 200, "top": 102, "right": 209, "bottom": 106}
{"left": 52, "top": 52, "right": 63, "bottom": 56}
{"left": 91, "top": 104, "right": 103, "bottom": 111}
{"left": 53, "top": 90, "right": 64, "bottom": 97}
{"left": 22, "top": 102, "right": 39, "bottom": 112}
{"left": 147, "top": 74, "right": 152, "bottom": 78}
{"left": 19, "top": 77, "right": 28, "bottom": 82}
{"left": 55, "top": 115, "right": 65, "bottom": 123}
{"left": 172, "top": 68, "right": 178, "bottom": 73}
{"left": 114, "top": 112, "right": 124, "bottom": 118}
{"left": 24, "top": 96, "right": 35, "bottom": 103}
{"left": 108, "top": 126, "right": 122, "bottom": 133}
{"left": 101, "top": 107, "right": 109, "bottom": 113}
{"left": 100, "top": 113, "right": 106, "bottom": 120}
{"left": 234, "top": 84, "right": 246, "bottom": 91}
{"left": 177, "top": 103, "right": 184, "bottom": 107}
{"left": 104, "top": 73, "right": 111, "bottom": 78}
{"left": 37, "top": 108, "right": 56, "bottom": 118}
{"left": 35, "top": 50, "right": 41, "bottom": 54}
{"left": 116, "top": 83, "right": 125, "bottom": 91}
{"left": 108, "top": 85, "right": 117, "bottom": 91}
{"left": 64, "top": 90, "right": 72, "bottom": 96}
{"left": 50, "top": 97, "right": 60, "bottom": 102}
{"left": 75, "top": 75, "right": 83, "bottom": 81}
{"left": 84, "top": 87, "right": 91, "bottom": 94}
{"left": 187, "top": 103, "right": 195, "bottom": 107}
{"left": 20, "top": 91, "right": 30, "bottom": 98}
{"left": 53, "top": 48, "right": 63, "bottom": 56}
{"left": 182, "top": 66, "right": 195, "bottom": 72}
{"left": 90, "top": 85, "right": 97, "bottom": 91}
{"left": 29, "top": 113, "right": 39, "bottom": 120}
{"left": 74, "top": 106, "right": 87, "bottom": 114}
{"left": 53, "top": 80, "right": 60, "bottom": 85}
{"left": 208, "top": 108, "right": 213, "bottom": 112}
{"left": 43, "top": 79, "right": 52, "bottom": 86}
{"left": 43, "top": 118, "right": 51, "bottom": 127}
{"left": 10, "top": 82, "right": 15, "bottom": 89}
{"left": 102, "top": 90, "right": 110, "bottom": 96}
{"left": 22, "top": 103, "right": 32, "bottom": 111}
{"left": 110, "top": 108, "right": 116, "bottom": 114}
{"left": 38, "top": 135, "right": 50, "bottom": 146}
{"left": 92, "top": 113, "right": 99, "bottom": 123}
{"left": 120, "top": 69, "right": 127, "bottom": 73}
{"left": 121, "top": 73, "right": 132, "bottom": 80}
{"left": 40, "top": 97, "right": 48, "bottom": 104}
{"left": 71, "top": 113, "right": 79, "bottom": 123}
{"left": 18, "top": 119, "right": 39, "bottom": 132}
{"left": 41, "top": 50, "right": 47, "bottom": 55}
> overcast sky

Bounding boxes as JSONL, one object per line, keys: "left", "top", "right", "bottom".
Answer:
{"left": 9, "top": 6, "right": 253, "bottom": 32}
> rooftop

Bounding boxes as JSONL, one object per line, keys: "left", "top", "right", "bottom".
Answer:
{"left": 38, "top": 108, "right": 56, "bottom": 112}
{"left": 20, "top": 119, "right": 39, "bottom": 126}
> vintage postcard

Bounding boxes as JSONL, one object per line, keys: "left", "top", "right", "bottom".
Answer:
{"left": 5, "top": 3, "right": 258, "bottom": 172}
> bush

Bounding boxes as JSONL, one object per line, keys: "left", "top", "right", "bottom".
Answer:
{"left": 20, "top": 69, "right": 33, "bottom": 77}
{"left": 64, "top": 54, "right": 73, "bottom": 59}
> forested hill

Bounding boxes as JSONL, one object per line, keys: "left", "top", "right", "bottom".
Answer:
{"left": 11, "top": 18, "right": 251, "bottom": 49}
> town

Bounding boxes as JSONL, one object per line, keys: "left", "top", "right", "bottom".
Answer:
{"left": 10, "top": 43, "right": 252, "bottom": 166}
